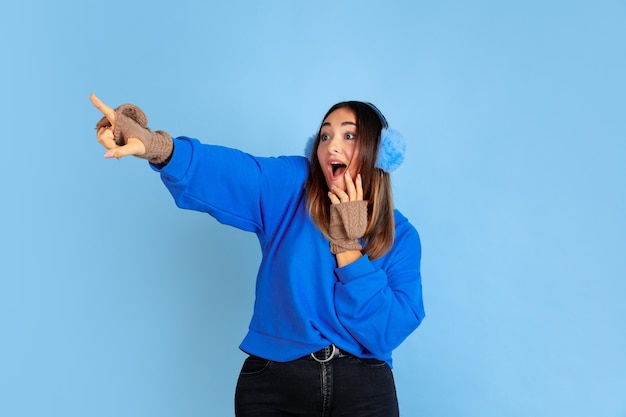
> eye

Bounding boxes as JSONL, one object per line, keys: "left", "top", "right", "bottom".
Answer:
{"left": 345, "top": 133, "right": 356, "bottom": 140}
{"left": 320, "top": 133, "right": 330, "bottom": 141}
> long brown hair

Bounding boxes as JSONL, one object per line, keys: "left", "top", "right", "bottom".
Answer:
{"left": 305, "top": 101, "right": 395, "bottom": 260}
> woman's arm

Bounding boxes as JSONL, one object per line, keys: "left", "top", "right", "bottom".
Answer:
{"left": 90, "top": 94, "right": 309, "bottom": 238}
{"left": 335, "top": 250, "right": 363, "bottom": 267}
{"left": 156, "top": 137, "right": 309, "bottom": 238}
{"left": 333, "top": 218, "right": 424, "bottom": 357}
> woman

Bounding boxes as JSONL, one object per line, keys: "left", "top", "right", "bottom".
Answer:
{"left": 90, "top": 93, "right": 425, "bottom": 416}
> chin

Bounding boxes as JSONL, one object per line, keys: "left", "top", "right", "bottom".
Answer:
{"left": 328, "top": 180, "right": 345, "bottom": 192}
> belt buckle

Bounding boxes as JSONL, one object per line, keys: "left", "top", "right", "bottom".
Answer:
{"left": 310, "top": 344, "right": 337, "bottom": 363}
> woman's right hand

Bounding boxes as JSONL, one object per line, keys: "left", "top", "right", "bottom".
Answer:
{"left": 90, "top": 93, "right": 147, "bottom": 159}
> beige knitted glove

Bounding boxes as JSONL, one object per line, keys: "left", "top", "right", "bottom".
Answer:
{"left": 95, "top": 104, "right": 173, "bottom": 164}
{"left": 328, "top": 200, "right": 368, "bottom": 254}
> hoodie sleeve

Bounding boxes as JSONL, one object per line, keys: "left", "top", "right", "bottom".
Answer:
{"left": 152, "top": 136, "right": 309, "bottom": 239}
{"left": 333, "top": 214, "right": 425, "bottom": 357}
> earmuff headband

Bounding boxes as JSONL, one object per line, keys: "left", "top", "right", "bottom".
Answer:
{"left": 304, "top": 103, "right": 406, "bottom": 172}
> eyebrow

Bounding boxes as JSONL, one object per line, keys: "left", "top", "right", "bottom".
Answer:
{"left": 321, "top": 121, "right": 357, "bottom": 127}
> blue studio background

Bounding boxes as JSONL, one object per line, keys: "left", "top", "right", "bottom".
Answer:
{"left": 1, "top": 1, "right": 625, "bottom": 416}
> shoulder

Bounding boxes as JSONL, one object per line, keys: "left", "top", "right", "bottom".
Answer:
{"left": 392, "top": 209, "right": 421, "bottom": 251}
{"left": 179, "top": 137, "right": 311, "bottom": 180}
{"left": 256, "top": 155, "right": 310, "bottom": 185}
{"left": 393, "top": 209, "right": 419, "bottom": 235}
{"left": 271, "top": 155, "right": 310, "bottom": 173}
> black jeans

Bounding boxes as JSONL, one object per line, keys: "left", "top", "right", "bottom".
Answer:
{"left": 235, "top": 353, "right": 399, "bottom": 417}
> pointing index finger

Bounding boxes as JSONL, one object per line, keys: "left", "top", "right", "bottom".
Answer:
{"left": 90, "top": 93, "right": 116, "bottom": 124}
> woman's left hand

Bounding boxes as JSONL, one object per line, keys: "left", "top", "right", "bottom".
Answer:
{"left": 328, "top": 171, "right": 363, "bottom": 204}
{"left": 327, "top": 171, "right": 367, "bottom": 263}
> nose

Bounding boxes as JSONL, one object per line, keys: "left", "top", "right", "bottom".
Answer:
{"left": 326, "top": 135, "right": 340, "bottom": 154}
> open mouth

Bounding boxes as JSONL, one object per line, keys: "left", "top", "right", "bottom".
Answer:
{"left": 331, "top": 161, "right": 347, "bottom": 178}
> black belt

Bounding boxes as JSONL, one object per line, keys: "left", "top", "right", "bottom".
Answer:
{"left": 309, "top": 344, "right": 351, "bottom": 363}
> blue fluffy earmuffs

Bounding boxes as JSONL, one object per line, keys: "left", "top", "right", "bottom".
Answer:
{"left": 304, "top": 127, "right": 406, "bottom": 173}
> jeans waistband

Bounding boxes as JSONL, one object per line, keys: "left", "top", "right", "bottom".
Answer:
{"left": 308, "top": 344, "right": 351, "bottom": 363}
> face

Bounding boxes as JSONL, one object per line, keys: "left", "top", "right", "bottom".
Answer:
{"left": 316, "top": 107, "right": 360, "bottom": 191}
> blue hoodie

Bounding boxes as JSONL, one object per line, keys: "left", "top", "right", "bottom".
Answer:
{"left": 152, "top": 136, "right": 425, "bottom": 367}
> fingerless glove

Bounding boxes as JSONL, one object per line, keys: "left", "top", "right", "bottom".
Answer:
{"left": 96, "top": 104, "right": 173, "bottom": 164}
{"left": 328, "top": 200, "right": 368, "bottom": 254}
